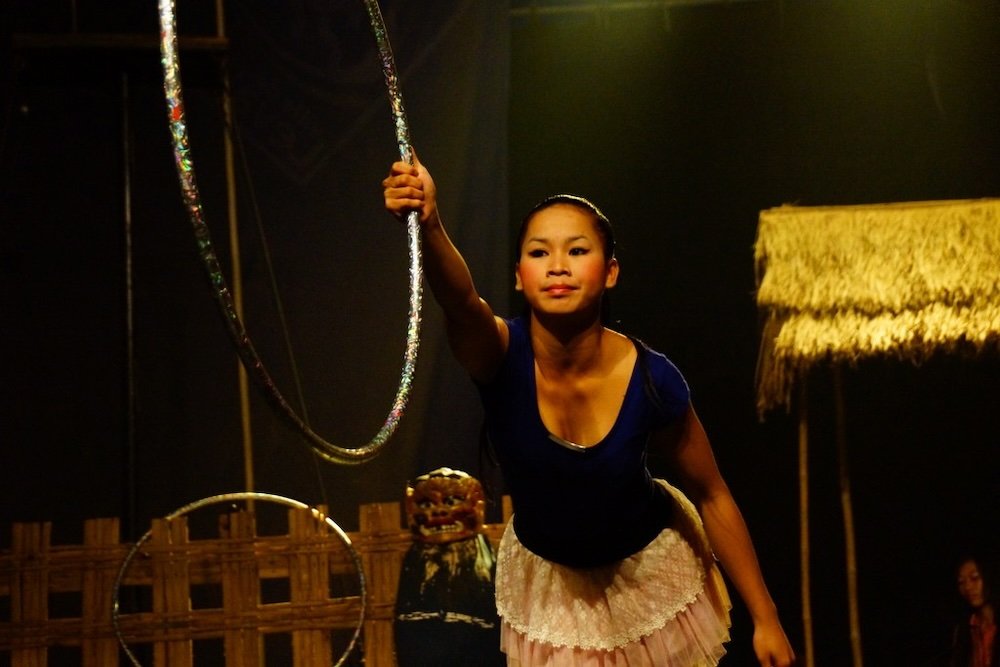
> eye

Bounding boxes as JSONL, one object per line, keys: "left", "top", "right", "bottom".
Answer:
{"left": 527, "top": 248, "right": 547, "bottom": 258}
{"left": 569, "top": 247, "right": 589, "bottom": 256}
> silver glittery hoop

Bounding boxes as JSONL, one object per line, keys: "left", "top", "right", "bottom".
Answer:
{"left": 111, "top": 492, "right": 365, "bottom": 666}
{"left": 157, "top": 0, "right": 422, "bottom": 464}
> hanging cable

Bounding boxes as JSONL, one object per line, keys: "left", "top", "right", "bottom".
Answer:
{"left": 121, "top": 72, "right": 138, "bottom": 540}
{"left": 223, "top": 73, "right": 330, "bottom": 507}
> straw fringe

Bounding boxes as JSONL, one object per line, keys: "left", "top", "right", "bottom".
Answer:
{"left": 754, "top": 199, "right": 1000, "bottom": 416}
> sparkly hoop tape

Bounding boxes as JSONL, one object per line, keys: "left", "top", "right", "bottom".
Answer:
{"left": 111, "top": 492, "right": 365, "bottom": 666}
{"left": 157, "top": 0, "right": 422, "bottom": 464}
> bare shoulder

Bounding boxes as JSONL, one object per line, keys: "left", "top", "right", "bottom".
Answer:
{"left": 604, "top": 327, "right": 637, "bottom": 357}
{"left": 602, "top": 327, "right": 638, "bottom": 376}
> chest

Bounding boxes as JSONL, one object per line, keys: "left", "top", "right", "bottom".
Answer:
{"left": 534, "top": 360, "right": 634, "bottom": 447}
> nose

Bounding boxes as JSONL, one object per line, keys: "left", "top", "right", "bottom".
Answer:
{"left": 546, "top": 254, "right": 570, "bottom": 276}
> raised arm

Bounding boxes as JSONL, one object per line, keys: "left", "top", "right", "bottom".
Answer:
{"left": 382, "top": 156, "right": 507, "bottom": 382}
{"left": 665, "top": 406, "right": 796, "bottom": 667}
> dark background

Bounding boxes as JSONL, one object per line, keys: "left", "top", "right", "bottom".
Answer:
{"left": 3, "top": 1, "right": 999, "bottom": 665}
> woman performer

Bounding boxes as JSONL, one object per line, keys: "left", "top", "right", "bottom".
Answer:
{"left": 383, "top": 156, "right": 795, "bottom": 666}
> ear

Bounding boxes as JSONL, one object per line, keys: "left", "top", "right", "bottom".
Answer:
{"left": 604, "top": 258, "right": 619, "bottom": 289}
{"left": 514, "top": 263, "right": 523, "bottom": 291}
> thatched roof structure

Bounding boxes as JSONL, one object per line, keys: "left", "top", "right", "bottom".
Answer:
{"left": 754, "top": 198, "right": 1000, "bottom": 416}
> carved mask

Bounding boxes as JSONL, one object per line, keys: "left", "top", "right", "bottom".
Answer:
{"left": 405, "top": 468, "right": 485, "bottom": 544}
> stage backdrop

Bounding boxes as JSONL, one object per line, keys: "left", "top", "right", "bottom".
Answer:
{"left": 1, "top": 1, "right": 510, "bottom": 537}
{"left": 3, "top": 1, "right": 1000, "bottom": 665}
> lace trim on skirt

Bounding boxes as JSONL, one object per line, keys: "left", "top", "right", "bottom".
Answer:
{"left": 500, "top": 585, "right": 730, "bottom": 666}
{"left": 495, "top": 480, "right": 731, "bottom": 663}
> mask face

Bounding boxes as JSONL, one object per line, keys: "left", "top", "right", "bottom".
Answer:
{"left": 405, "top": 468, "right": 486, "bottom": 544}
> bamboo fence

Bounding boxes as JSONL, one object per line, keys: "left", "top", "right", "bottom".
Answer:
{"left": 0, "top": 498, "right": 511, "bottom": 666}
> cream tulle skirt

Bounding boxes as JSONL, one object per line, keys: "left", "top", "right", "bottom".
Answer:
{"left": 495, "top": 481, "right": 732, "bottom": 666}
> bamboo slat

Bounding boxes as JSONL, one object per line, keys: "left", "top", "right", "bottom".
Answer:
{"left": 151, "top": 517, "right": 193, "bottom": 667}
{"left": 359, "top": 502, "right": 405, "bottom": 667}
{"left": 81, "top": 518, "right": 120, "bottom": 667}
{"left": 289, "top": 505, "right": 332, "bottom": 667}
{"left": 11, "top": 522, "right": 50, "bottom": 667}
{"left": 219, "top": 511, "right": 261, "bottom": 665}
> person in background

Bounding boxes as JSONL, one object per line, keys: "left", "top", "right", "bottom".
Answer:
{"left": 951, "top": 555, "right": 997, "bottom": 667}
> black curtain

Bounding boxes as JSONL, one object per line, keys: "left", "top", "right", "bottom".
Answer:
{"left": 1, "top": 1, "right": 510, "bottom": 537}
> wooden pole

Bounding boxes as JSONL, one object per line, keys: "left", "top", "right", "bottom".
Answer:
{"left": 213, "top": 0, "right": 255, "bottom": 496}
{"left": 797, "top": 377, "right": 815, "bottom": 667}
{"left": 833, "top": 365, "right": 863, "bottom": 666}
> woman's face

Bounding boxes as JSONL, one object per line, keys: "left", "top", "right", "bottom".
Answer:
{"left": 957, "top": 560, "right": 987, "bottom": 609}
{"left": 514, "top": 204, "right": 618, "bottom": 319}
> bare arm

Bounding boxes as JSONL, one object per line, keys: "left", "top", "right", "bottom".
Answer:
{"left": 382, "top": 156, "right": 506, "bottom": 382}
{"left": 666, "top": 406, "right": 796, "bottom": 667}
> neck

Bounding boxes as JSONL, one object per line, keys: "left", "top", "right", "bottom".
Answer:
{"left": 976, "top": 603, "right": 995, "bottom": 624}
{"left": 529, "top": 312, "right": 606, "bottom": 373}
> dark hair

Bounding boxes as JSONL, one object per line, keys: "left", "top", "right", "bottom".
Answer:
{"left": 516, "top": 194, "right": 616, "bottom": 260}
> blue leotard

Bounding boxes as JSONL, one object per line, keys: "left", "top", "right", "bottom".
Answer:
{"left": 477, "top": 317, "right": 691, "bottom": 567}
